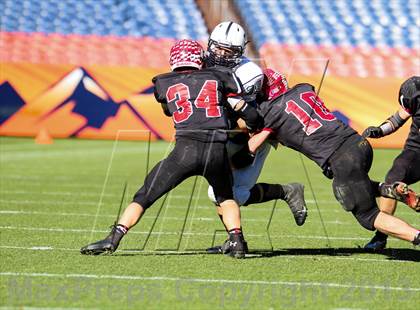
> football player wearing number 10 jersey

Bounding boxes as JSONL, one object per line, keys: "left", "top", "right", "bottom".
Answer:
{"left": 248, "top": 68, "right": 420, "bottom": 246}
{"left": 80, "top": 40, "right": 260, "bottom": 258}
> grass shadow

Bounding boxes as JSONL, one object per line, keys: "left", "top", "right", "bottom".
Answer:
{"left": 109, "top": 247, "right": 419, "bottom": 262}
{"left": 250, "top": 247, "right": 420, "bottom": 262}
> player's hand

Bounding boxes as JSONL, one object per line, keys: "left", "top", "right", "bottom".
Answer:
{"left": 231, "top": 146, "right": 255, "bottom": 169}
{"left": 362, "top": 126, "right": 383, "bottom": 138}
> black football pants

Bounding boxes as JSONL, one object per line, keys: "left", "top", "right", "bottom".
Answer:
{"left": 385, "top": 148, "right": 420, "bottom": 185}
{"left": 329, "top": 134, "right": 380, "bottom": 231}
{"left": 133, "top": 138, "right": 234, "bottom": 209}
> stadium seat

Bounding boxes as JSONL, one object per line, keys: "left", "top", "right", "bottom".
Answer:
{"left": 1, "top": 0, "right": 208, "bottom": 67}
{"left": 2, "top": 0, "right": 208, "bottom": 39}
{"left": 234, "top": 0, "right": 419, "bottom": 77}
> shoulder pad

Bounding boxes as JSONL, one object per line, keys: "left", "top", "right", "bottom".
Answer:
{"left": 234, "top": 60, "right": 263, "bottom": 84}
{"left": 234, "top": 61, "right": 264, "bottom": 99}
{"left": 152, "top": 71, "right": 177, "bottom": 83}
{"left": 292, "top": 83, "right": 316, "bottom": 92}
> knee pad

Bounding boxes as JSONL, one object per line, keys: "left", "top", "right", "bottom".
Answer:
{"left": 332, "top": 179, "right": 373, "bottom": 212}
{"left": 352, "top": 207, "right": 380, "bottom": 231}
{"left": 333, "top": 183, "right": 356, "bottom": 212}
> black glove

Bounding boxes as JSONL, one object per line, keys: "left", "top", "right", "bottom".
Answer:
{"left": 322, "top": 165, "right": 334, "bottom": 179}
{"left": 231, "top": 146, "right": 255, "bottom": 169}
{"left": 362, "top": 126, "right": 383, "bottom": 138}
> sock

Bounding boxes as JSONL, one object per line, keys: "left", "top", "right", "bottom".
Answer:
{"left": 375, "top": 230, "right": 388, "bottom": 241}
{"left": 116, "top": 224, "right": 129, "bottom": 235}
{"left": 413, "top": 231, "right": 420, "bottom": 245}
{"left": 244, "top": 183, "right": 286, "bottom": 206}
{"left": 228, "top": 228, "right": 242, "bottom": 235}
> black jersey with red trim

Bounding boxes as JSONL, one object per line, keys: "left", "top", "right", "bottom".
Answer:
{"left": 402, "top": 97, "right": 420, "bottom": 151}
{"left": 153, "top": 67, "right": 242, "bottom": 142}
{"left": 258, "top": 83, "right": 357, "bottom": 169}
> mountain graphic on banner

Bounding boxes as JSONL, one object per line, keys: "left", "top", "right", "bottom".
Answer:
{"left": 39, "top": 68, "right": 120, "bottom": 136}
{"left": 0, "top": 67, "right": 163, "bottom": 139}
{"left": 0, "top": 81, "right": 25, "bottom": 125}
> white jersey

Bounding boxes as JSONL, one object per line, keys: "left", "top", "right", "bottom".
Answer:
{"left": 208, "top": 57, "right": 271, "bottom": 206}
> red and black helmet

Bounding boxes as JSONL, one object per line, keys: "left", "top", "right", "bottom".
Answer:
{"left": 169, "top": 39, "right": 204, "bottom": 71}
{"left": 262, "top": 68, "right": 289, "bottom": 101}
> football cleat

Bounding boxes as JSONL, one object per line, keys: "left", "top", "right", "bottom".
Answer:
{"left": 225, "top": 231, "right": 248, "bottom": 259}
{"left": 380, "top": 182, "right": 420, "bottom": 212}
{"left": 206, "top": 238, "right": 248, "bottom": 256}
{"left": 283, "top": 183, "right": 308, "bottom": 226}
{"left": 395, "top": 184, "right": 420, "bottom": 212}
{"left": 80, "top": 225, "right": 124, "bottom": 255}
{"left": 413, "top": 232, "right": 420, "bottom": 246}
{"left": 206, "top": 239, "right": 229, "bottom": 254}
{"left": 364, "top": 232, "right": 388, "bottom": 251}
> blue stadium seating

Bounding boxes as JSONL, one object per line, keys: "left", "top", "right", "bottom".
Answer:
{"left": 0, "top": 0, "right": 208, "bottom": 40}
{"left": 234, "top": 0, "right": 419, "bottom": 49}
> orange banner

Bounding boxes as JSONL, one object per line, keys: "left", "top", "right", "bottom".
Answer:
{"left": 0, "top": 63, "right": 174, "bottom": 141}
{"left": 0, "top": 62, "right": 411, "bottom": 148}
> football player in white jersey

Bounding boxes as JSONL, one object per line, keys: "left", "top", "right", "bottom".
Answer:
{"left": 205, "top": 22, "right": 308, "bottom": 253}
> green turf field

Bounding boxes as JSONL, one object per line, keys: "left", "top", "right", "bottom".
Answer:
{"left": 0, "top": 137, "right": 419, "bottom": 309}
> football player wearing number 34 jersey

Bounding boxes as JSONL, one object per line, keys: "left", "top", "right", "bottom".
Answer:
{"left": 248, "top": 68, "right": 420, "bottom": 246}
{"left": 80, "top": 39, "right": 260, "bottom": 258}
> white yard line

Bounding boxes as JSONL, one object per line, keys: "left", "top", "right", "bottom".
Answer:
{"left": 0, "top": 190, "right": 116, "bottom": 198}
{"left": 2, "top": 210, "right": 418, "bottom": 227}
{"left": 1, "top": 182, "right": 125, "bottom": 190}
{"left": 0, "top": 199, "right": 99, "bottom": 206}
{"left": 1, "top": 175, "right": 102, "bottom": 182}
{"left": 1, "top": 272, "right": 419, "bottom": 292}
{"left": 2, "top": 198, "right": 416, "bottom": 216}
{"left": 0, "top": 225, "right": 380, "bottom": 241}
{"left": 0, "top": 210, "right": 218, "bottom": 222}
{"left": 0, "top": 226, "right": 178, "bottom": 235}
{"left": 0, "top": 197, "right": 198, "bottom": 206}
{"left": 0, "top": 145, "right": 167, "bottom": 161}
{"left": 0, "top": 190, "right": 197, "bottom": 199}
{"left": 0, "top": 307, "right": 95, "bottom": 310}
{"left": 1, "top": 194, "right": 417, "bottom": 216}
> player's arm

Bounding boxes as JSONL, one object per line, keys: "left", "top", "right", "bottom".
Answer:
{"left": 362, "top": 107, "right": 410, "bottom": 138}
{"left": 221, "top": 71, "right": 261, "bottom": 132}
{"left": 248, "top": 129, "right": 272, "bottom": 154}
{"left": 152, "top": 76, "right": 172, "bottom": 117}
{"left": 231, "top": 127, "right": 268, "bottom": 170}
{"left": 227, "top": 96, "right": 261, "bottom": 132}
{"left": 160, "top": 103, "right": 171, "bottom": 117}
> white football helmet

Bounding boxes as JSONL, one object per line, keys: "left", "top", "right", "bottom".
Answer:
{"left": 206, "top": 21, "right": 247, "bottom": 68}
